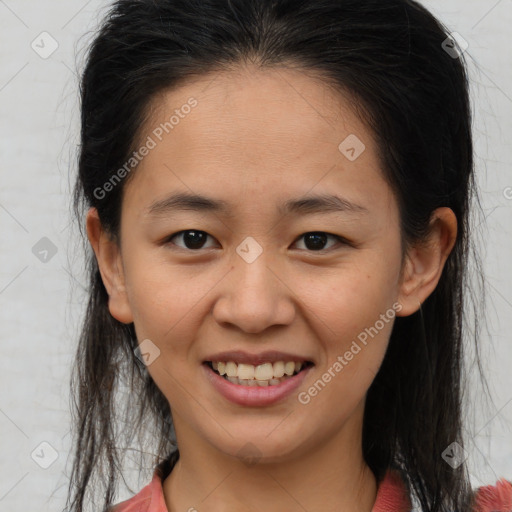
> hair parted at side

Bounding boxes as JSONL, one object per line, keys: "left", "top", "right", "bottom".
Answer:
{"left": 67, "top": 1, "right": 490, "bottom": 511}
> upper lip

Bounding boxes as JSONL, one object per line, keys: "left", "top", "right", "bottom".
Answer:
{"left": 203, "top": 350, "right": 314, "bottom": 366}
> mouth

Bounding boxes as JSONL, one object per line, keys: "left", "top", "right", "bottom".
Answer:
{"left": 203, "top": 360, "right": 315, "bottom": 387}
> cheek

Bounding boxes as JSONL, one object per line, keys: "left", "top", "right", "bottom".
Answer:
{"left": 123, "top": 255, "right": 228, "bottom": 372}
{"left": 299, "top": 274, "right": 397, "bottom": 419}
{"left": 296, "top": 252, "right": 400, "bottom": 399}
{"left": 302, "top": 258, "right": 400, "bottom": 340}
{"left": 124, "top": 264, "right": 207, "bottom": 406}
{"left": 122, "top": 243, "right": 191, "bottom": 319}
{"left": 121, "top": 254, "right": 186, "bottom": 345}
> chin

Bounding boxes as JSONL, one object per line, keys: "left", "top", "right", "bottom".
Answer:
{"left": 203, "top": 426, "right": 310, "bottom": 466}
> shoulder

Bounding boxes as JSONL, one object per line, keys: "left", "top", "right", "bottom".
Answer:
{"left": 473, "top": 477, "right": 512, "bottom": 511}
{"left": 378, "top": 468, "right": 512, "bottom": 512}
{"left": 110, "top": 452, "right": 178, "bottom": 512}
{"left": 109, "top": 477, "right": 154, "bottom": 512}
{"left": 109, "top": 471, "right": 168, "bottom": 512}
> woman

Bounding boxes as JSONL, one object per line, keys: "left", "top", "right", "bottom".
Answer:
{"left": 66, "top": 0, "right": 512, "bottom": 511}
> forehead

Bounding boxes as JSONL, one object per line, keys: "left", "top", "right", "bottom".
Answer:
{"left": 122, "top": 65, "right": 392, "bottom": 216}
{"left": 142, "top": 65, "right": 369, "bottom": 151}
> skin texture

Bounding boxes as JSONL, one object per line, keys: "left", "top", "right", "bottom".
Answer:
{"left": 86, "top": 65, "right": 457, "bottom": 512}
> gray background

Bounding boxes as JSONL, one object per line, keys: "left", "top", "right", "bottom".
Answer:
{"left": 0, "top": 0, "right": 511, "bottom": 510}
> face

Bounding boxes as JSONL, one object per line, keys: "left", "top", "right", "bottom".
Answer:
{"left": 93, "top": 66, "right": 420, "bottom": 463}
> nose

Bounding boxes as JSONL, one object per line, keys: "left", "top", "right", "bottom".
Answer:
{"left": 212, "top": 246, "right": 296, "bottom": 334}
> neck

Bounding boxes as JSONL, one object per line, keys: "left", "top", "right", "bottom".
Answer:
{"left": 163, "top": 401, "right": 378, "bottom": 512}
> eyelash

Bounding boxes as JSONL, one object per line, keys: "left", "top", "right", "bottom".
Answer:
{"left": 163, "top": 230, "right": 350, "bottom": 253}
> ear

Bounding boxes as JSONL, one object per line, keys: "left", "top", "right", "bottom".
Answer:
{"left": 85, "top": 207, "right": 134, "bottom": 324}
{"left": 396, "top": 207, "right": 457, "bottom": 317}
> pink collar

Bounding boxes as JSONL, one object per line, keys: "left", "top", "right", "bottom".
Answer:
{"left": 112, "top": 466, "right": 412, "bottom": 511}
{"left": 112, "top": 461, "right": 512, "bottom": 512}
{"left": 372, "top": 469, "right": 412, "bottom": 511}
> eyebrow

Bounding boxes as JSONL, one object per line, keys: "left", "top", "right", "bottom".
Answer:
{"left": 145, "top": 191, "right": 368, "bottom": 217}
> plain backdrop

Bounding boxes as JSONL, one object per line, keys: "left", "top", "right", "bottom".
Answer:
{"left": 0, "top": 1, "right": 511, "bottom": 510}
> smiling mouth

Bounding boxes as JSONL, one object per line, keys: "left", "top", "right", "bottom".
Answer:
{"left": 204, "top": 360, "right": 314, "bottom": 386}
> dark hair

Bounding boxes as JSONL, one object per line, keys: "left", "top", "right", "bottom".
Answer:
{"left": 67, "top": 1, "right": 492, "bottom": 511}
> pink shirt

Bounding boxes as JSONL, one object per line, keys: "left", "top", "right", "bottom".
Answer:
{"left": 111, "top": 459, "right": 512, "bottom": 512}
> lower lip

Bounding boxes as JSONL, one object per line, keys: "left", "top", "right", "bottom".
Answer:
{"left": 202, "top": 363, "right": 313, "bottom": 407}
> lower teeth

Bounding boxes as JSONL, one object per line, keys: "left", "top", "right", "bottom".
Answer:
{"left": 220, "top": 373, "right": 297, "bottom": 386}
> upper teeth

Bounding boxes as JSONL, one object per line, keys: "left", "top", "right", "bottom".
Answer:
{"left": 212, "top": 361, "right": 303, "bottom": 380}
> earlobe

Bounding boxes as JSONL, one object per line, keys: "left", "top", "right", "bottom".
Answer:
{"left": 85, "top": 207, "right": 134, "bottom": 324}
{"left": 396, "top": 207, "right": 457, "bottom": 317}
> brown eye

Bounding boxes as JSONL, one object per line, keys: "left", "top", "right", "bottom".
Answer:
{"left": 166, "top": 230, "right": 217, "bottom": 250}
{"left": 293, "top": 232, "right": 345, "bottom": 252}
{"left": 164, "top": 230, "right": 348, "bottom": 252}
